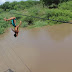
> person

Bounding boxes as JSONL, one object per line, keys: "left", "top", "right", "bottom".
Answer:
{"left": 4, "top": 17, "right": 22, "bottom": 37}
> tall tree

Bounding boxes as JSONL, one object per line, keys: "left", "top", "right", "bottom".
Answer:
{"left": 40, "top": 0, "right": 71, "bottom": 6}
{"left": 2, "top": 2, "right": 10, "bottom": 11}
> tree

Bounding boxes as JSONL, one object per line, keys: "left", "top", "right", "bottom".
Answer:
{"left": 40, "top": 0, "right": 71, "bottom": 7}
{"left": 2, "top": 2, "right": 10, "bottom": 11}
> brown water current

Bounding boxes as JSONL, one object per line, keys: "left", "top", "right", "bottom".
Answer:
{"left": 0, "top": 23, "right": 72, "bottom": 72}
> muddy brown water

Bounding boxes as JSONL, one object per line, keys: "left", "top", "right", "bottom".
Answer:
{"left": 0, "top": 23, "right": 72, "bottom": 72}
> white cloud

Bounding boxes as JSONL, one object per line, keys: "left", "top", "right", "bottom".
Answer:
{"left": 0, "top": 0, "right": 6, "bottom": 5}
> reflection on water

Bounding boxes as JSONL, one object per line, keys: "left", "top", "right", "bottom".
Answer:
{"left": 0, "top": 23, "right": 72, "bottom": 72}
{"left": 47, "top": 23, "right": 72, "bottom": 41}
{"left": 4, "top": 69, "right": 14, "bottom": 72}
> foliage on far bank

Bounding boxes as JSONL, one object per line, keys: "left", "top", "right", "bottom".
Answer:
{"left": 0, "top": 1, "right": 72, "bottom": 34}
{"left": 0, "top": 16, "right": 9, "bottom": 34}
{"left": 0, "top": 1, "right": 40, "bottom": 11}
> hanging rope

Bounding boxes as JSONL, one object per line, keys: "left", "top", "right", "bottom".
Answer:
{"left": 8, "top": 40, "right": 32, "bottom": 72}
{"left": 0, "top": 11, "right": 72, "bottom": 24}
{"left": 10, "top": 12, "right": 72, "bottom": 24}
{"left": 10, "top": 46, "right": 32, "bottom": 72}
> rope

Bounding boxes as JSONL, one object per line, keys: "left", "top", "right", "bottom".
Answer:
{"left": 0, "top": 38, "right": 32, "bottom": 72}
{"left": 0, "top": 11, "right": 72, "bottom": 24}
{"left": 10, "top": 47, "right": 32, "bottom": 72}
{"left": 11, "top": 12, "right": 72, "bottom": 24}
{"left": 0, "top": 39, "right": 32, "bottom": 72}
{"left": 9, "top": 41, "right": 32, "bottom": 72}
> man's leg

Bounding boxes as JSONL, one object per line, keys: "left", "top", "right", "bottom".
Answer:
{"left": 16, "top": 21, "right": 22, "bottom": 28}
{"left": 4, "top": 17, "right": 16, "bottom": 25}
{"left": 4, "top": 17, "right": 16, "bottom": 21}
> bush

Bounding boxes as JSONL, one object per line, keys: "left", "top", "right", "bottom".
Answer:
{"left": 0, "top": 16, "right": 3, "bottom": 20}
{"left": 6, "top": 9, "right": 10, "bottom": 12}
{"left": 15, "top": 14, "right": 22, "bottom": 19}
{"left": 49, "top": 16, "right": 71, "bottom": 24}
{"left": 22, "top": 16, "right": 34, "bottom": 25}
{"left": 0, "top": 20, "right": 9, "bottom": 28}
{"left": 0, "top": 21, "right": 9, "bottom": 34}
{"left": 9, "top": 10, "right": 17, "bottom": 13}
{"left": 49, "top": 3, "right": 58, "bottom": 8}
{"left": 58, "top": 1, "right": 72, "bottom": 11}
{"left": 28, "top": 7, "right": 40, "bottom": 16}
{"left": 33, "top": 20, "right": 48, "bottom": 28}
{"left": 0, "top": 9, "right": 4, "bottom": 13}
{"left": 0, "top": 27, "right": 5, "bottom": 34}
{"left": 21, "top": 21, "right": 28, "bottom": 27}
{"left": 0, "top": 15, "right": 9, "bottom": 34}
{"left": 44, "top": 9, "right": 72, "bottom": 20}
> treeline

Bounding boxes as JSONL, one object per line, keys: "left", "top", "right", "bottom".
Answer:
{"left": 0, "top": 0, "right": 71, "bottom": 12}
{"left": 40, "top": 0, "right": 72, "bottom": 5}
{"left": 40, "top": 0, "right": 72, "bottom": 8}
{"left": 0, "top": 1, "right": 40, "bottom": 11}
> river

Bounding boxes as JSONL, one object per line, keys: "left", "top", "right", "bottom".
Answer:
{"left": 0, "top": 23, "right": 72, "bottom": 72}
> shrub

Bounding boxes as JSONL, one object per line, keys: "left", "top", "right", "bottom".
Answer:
{"left": 0, "top": 9, "right": 4, "bottom": 13}
{"left": 0, "top": 27, "right": 4, "bottom": 34}
{"left": 33, "top": 20, "right": 48, "bottom": 27}
{"left": 6, "top": 9, "right": 10, "bottom": 12}
{"left": 9, "top": 10, "right": 17, "bottom": 13}
{"left": 22, "top": 16, "right": 34, "bottom": 25}
{"left": 44, "top": 9, "right": 72, "bottom": 20}
{"left": 28, "top": 7, "right": 40, "bottom": 16}
{"left": 48, "top": 16, "right": 71, "bottom": 24}
{"left": 15, "top": 14, "right": 22, "bottom": 19}
{"left": 58, "top": 1, "right": 72, "bottom": 11}
{"left": 21, "top": 21, "right": 28, "bottom": 27}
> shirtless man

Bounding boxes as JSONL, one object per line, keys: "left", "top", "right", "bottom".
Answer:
{"left": 4, "top": 17, "right": 22, "bottom": 37}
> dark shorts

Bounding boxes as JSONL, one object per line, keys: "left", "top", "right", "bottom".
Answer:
{"left": 11, "top": 19, "right": 16, "bottom": 27}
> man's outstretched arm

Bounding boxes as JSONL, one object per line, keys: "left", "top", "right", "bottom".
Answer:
{"left": 11, "top": 28, "right": 15, "bottom": 32}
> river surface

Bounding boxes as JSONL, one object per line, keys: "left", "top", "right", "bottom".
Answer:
{"left": 0, "top": 23, "right": 72, "bottom": 72}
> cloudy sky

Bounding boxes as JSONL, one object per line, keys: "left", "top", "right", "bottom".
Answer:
{"left": 0, "top": 0, "right": 38, "bottom": 5}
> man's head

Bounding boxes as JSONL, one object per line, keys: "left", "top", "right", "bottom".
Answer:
{"left": 14, "top": 33, "right": 18, "bottom": 37}
{"left": 14, "top": 33, "right": 16, "bottom": 37}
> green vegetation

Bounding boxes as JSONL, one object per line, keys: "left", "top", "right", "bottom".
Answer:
{"left": 0, "top": 0, "right": 72, "bottom": 34}
{"left": 0, "top": 15, "right": 9, "bottom": 34}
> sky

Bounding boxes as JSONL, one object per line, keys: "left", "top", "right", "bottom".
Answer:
{"left": 0, "top": 0, "right": 39, "bottom": 5}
